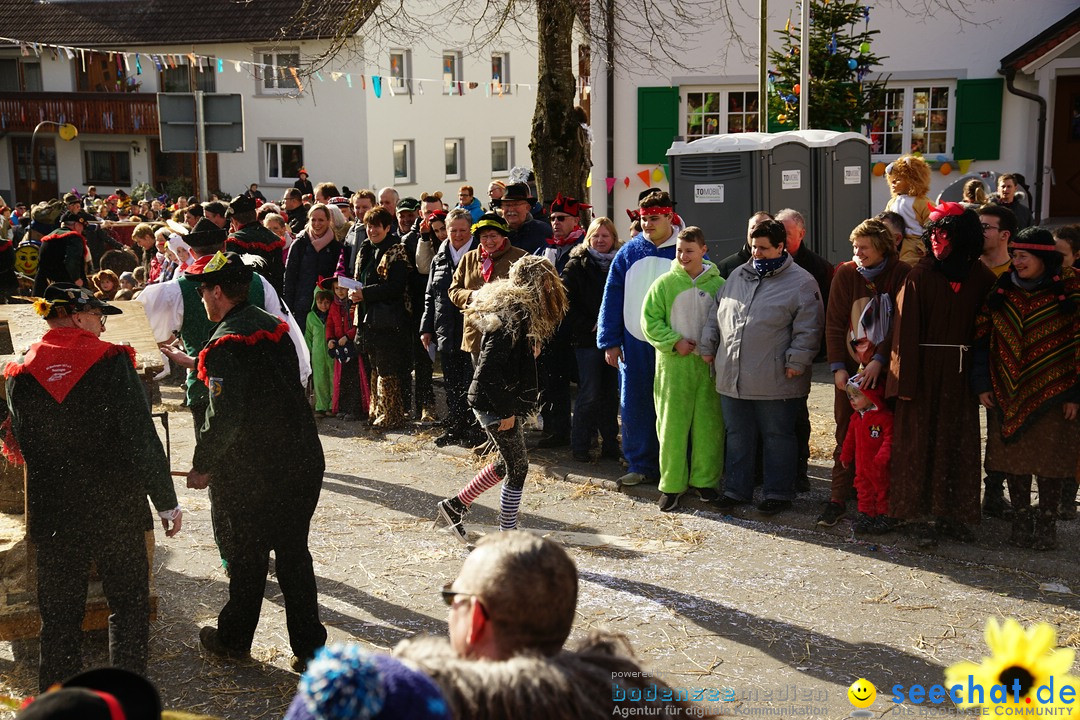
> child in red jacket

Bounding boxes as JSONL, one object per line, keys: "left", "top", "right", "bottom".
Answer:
{"left": 326, "top": 275, "right": 369, "bottom": 421}
{"left": 840, "top": 376, "right": 894, "bottom": 534}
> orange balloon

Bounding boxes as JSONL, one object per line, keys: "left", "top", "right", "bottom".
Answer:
{"left": 872, "top": 162, "right": 886, "bottom": 177}
{"left": 793, "top": 84, "right": 801, "bottom": 95}
{"left": 939, "top": 162, "right": 952, "bottom": 175}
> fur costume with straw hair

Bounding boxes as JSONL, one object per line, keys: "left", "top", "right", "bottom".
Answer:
{"left": 464, "top": 255, "right": 568, "bottom": 347}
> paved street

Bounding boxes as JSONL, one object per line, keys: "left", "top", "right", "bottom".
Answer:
{"left": 1, "top": 378, "right": 1078, "bottom": 719}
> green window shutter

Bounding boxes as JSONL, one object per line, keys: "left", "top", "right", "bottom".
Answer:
{"left": 953, "top": 78, "right": 1003, "bottom": 160}
{"left": 637, "top": 86, "right": 680, "bottom": 165}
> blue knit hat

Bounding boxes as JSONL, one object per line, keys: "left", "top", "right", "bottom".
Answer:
{"left": 283, "top": 644, "right": 451, "bottom": 720}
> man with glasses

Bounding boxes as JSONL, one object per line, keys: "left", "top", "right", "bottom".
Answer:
{"left": 438, "top": 532, "right": 578, "bottom": 660}
{"left": 180, "top": 252, "right": 326, "bottom": 673}
{"left": 534, "top": 194, "right": 590, "bottom": 449}
{"left": 5, "top": 283, "right": 181, "bottom": 690}
{"left": 978, "top": 203, "right": 1016, "bottom": 279}
{"left": 32, "top": 210, "right": 93, "bottom": 296}
{"left": 491, "top": 182, "right": 552, "bottom": 254}
{"left": 976, "top": 203, "right": 1018, "bottom": 519}
{"left": 393, "top": 532, "right": 691, "bottom": 717}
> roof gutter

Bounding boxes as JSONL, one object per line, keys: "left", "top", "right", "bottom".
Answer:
{"left": 999, "top": 65, "right": 1046, "bottom": 223}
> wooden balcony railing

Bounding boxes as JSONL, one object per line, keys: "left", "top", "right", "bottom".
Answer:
{"left": 0, "top": 93, "right": 159, "bottom": 136}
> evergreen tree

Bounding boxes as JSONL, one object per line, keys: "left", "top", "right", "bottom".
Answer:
{"left": 767, "top": 0, "right": 887, "bottom": 131}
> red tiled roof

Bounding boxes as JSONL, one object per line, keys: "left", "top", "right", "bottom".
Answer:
{"left": 0, "top": 0, "right": 363, "bottom": 47}
{"left": 1000, "top": 6, "right": 1080, "bottom": 72}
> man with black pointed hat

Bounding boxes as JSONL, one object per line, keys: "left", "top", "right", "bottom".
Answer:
{"left": 4, "top": 284, "right": 181, "bottom": 691}
{"left": 491, "top": 182, "right": 552, "bottom": 254}
{"left": 225, "top": 194, "right": 286, "bottom": 295}
{"left": 32, "top": 210, "right": 93, "bottom": 296}
{"left": 142, "top": 219, "right": 308, "bottom": 571}
{"left": 180, "top": 252, "right": 326, "bottom": 672}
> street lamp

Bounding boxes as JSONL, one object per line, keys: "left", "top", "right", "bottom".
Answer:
{"left": 29, "top": 121, "right": 79, "bottom": 205}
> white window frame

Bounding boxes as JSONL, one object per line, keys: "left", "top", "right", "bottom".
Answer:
{"left": 491, "top": 52, "right": 511, "bottom": 94}
{"left": 491, "top": 137, "right": 514, "bottom": 177}
{"left": 262, "top": 139, "right": 304, "bottom": 185}
{"left": 442, "top": 51, "right": 462, "bottom": 95}
{"left": 393, "top": 139, "right": 415, "bottom": 184}
{"left": 681, "top": 86, "right": 761, "bottom": 140}
{"left": 255, "top": 47, "right": 302, "bottom": 96}
{"left": 445, "top": 138, "right": 464, "bottom": 181}
{"left": 389, "top": 49, "right": 410, "bottom": 93}
{"left": 865, "top": 80, "right": 956, "bottom": 161}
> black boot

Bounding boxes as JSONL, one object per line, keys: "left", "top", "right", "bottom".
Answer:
{"left": 1059, "top": 481, "right": 1078, "bottom": 521}
{"left": 1008, "top": 508, "right": 1033, "bottom": 548}
{"left": 982, "top": 473, "right": 1012, "bottom": 518}
{"left": 1034, "top": 509, "right": 1057, "bottom": 551}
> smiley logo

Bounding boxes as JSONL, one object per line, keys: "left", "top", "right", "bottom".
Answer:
{"left": 848, "top": 678, "right": 876, "bottom": 709}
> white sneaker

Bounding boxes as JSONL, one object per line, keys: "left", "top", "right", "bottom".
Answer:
{"left": 618, "top": 472, "right": 647, "bottom": 487}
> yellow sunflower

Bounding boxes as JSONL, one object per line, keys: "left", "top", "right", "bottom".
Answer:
{"left": 945, "top": 618, "right": 1078, "bottom": 715}
{"left": 30, "top": 298, "right": 52, "bottom": 318}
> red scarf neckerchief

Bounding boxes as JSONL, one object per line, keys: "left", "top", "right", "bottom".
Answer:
{"left": 480, "top": 238, "right": 507, "bottom": 282}
{"left": 11, "top": 327, "right": 133, "bottom": 403}
{"left": 547, "top": 227, "right": 584, "bottom": 248}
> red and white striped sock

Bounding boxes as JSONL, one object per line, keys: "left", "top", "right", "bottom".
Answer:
{"left": 457, "top": 464, "right": 503, "bottom": 507}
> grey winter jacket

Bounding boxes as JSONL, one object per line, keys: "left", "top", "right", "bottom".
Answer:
{"left": 699, "top": 254, "right": 824, "bottom": 400}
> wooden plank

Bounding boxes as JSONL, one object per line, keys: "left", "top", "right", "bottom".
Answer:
{"left": 0, "top": 301, "right": 163, "bottom": 373}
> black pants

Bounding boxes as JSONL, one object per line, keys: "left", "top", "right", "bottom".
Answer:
{"left": 192, "top": 401, "right": 233, "bottom": 566}
{"left": 336, "top": 354, "right": 366, "bottom": 418}
{"left": 214, "top": 484, "right": 326, "bottom": 658}
{"left": 36, "top": 529, "right": 150, "bottom": 691}
{"left": 537, "top": 340, "right": 574, "bottom": 439}
{"left": 404, "top": 308, "right": 434, "bottom": 415}
{"left": 442, "top": 349, "right": 476, "bottom": 433}
{"left": 795, "top": 396, "right": 811, "bottom": 480}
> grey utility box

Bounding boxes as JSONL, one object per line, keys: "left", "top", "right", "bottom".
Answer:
{"left": 668, "top": 133, "right": 813, "bottom": 262}
{"left": 776, "top": 130, "right": 871, "bottom": 264}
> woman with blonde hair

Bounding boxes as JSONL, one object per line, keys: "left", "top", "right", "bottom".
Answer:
{"left": 436, "top": 255, "right": 568, "bottom": 542}
{"left": 562, "top": 217, "right": 622, "bottom": 462}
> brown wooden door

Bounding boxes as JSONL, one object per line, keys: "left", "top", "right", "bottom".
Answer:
{"left": 1050, "top": 76, "right": 1080, "bottom": 217}
{"left": 12, "top": 136, "right": 58, "bottom": 205}
{"left": 148, "top": 138, "right": 220, "bottom": 200}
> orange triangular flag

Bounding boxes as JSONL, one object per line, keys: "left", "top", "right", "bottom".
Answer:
{"left": 637, "top": 169, "right": 651, "bottom": 187}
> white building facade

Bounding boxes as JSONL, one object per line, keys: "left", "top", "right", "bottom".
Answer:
{"left": 0, "top": 0, "right": 537, "bottom": 206}
{"left": 587, "top": 0, "right": 1080, "bottom": 233}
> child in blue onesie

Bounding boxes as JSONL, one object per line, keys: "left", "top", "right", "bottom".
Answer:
{"left": 642, "top": 226, "right": 725, "bottom": 511}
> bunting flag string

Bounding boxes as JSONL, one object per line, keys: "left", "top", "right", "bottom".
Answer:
{"left": 0, "top": 34, "right": 535, "bottom": 99}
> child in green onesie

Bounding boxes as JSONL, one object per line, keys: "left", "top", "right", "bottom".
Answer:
{"left": 641, "top": 226, "right": 726, "bottom": 512}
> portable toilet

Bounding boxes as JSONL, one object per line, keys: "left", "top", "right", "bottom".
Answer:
{"left": 667, "top": 133, "right": 773, "bottom": 261}
{"left": 777, "top": 130, "right": 871, "bottom": 264}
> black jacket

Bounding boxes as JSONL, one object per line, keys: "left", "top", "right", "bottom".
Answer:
{"left": 6, "top": 332, "right": 177, "bottom": 540}
{"left": 421, "top": 239, "right": 477, "bottom": 353}
{"left": 193, "top": 304, "right": 323, "bottom": 510}
{"left": 468, "top": 311, "right": 538, "bottom": 418}
{"left": 561, "top": 245, "right": 609, "bottom": 348}
{"left": 508, "top": 217, "right": 553, "bottom": 254}
{"left": 716, "top": 244, "right": 751, "bottom": 279}
{"left": 284, "top": 230, "right": 342, "bottom": 333}
{"left": 287, "top": 205, "right": 308, "bottom": 236}
{"left": 33, "top": 230, "right": 87, "bottom": 296}
{"left": 792, "top": 243, "right": 834, "bottom": 310}
{"left": 356, "top": 234, "right": 410, "bottom": 332}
